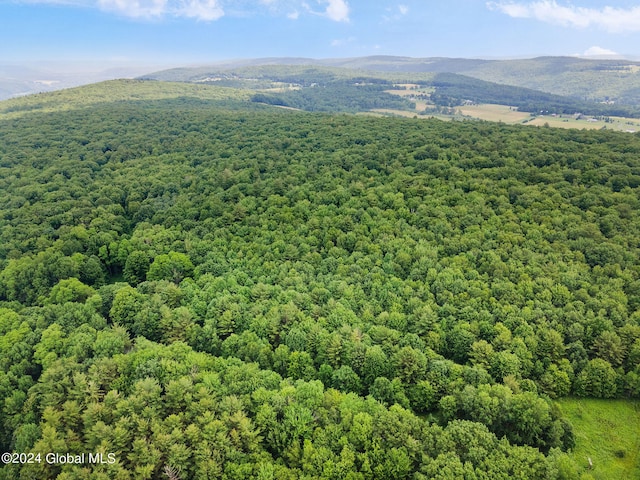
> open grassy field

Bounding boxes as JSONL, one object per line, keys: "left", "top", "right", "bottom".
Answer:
{"left": 384, "top": 89, "right": 640, "bottom": 132}
{"left": 386, "top": 86, "right": 433, "bottom": 111}
{"left": 459, "top": 103, "right": 531, "bottom": 123}
{"left": 526, "top": 114, "right": 640, "bottom": 132}
{"left": 555, "top": 398, "right": 640, "bottom": 480}
{"left": 460, "top": 103, "right": 640, "bottom": 132}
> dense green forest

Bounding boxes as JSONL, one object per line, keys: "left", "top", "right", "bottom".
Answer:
{"left": 251, "top": 83, "right": 414, "bottom": 113}
{"left": 1, "top": 80, "right": 640, "bottom": 479}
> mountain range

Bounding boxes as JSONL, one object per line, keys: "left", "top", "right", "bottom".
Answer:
{"left": 142, "top": 55, "right": 640, "bottom": 105}
{"left": 4, "top": 55, "right": 640, "bottom": 132}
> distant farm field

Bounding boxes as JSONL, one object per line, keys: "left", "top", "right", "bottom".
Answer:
{"left": 460, "top": 104, "right": 640, "bottom": 132}
{"left": 526, "top": 114, "right": 640, "bottom": 132}
{"left": 458, "top": 103, "right": 531, "bottom": 122}
{"left": 555, "top": 398, "right": 640, "bottom": 480}
{"left": 382, "top": 91, "right": 640, "bottom": 132}
{"left": 386, "top": 87, "right": 433, "bottom": 111}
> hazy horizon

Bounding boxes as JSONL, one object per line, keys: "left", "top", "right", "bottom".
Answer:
{"left": 2, "top": 1, "right": 640, "bottom": 66}
{"left": 4, "top": 50, "right": 640, "bottom": 101}
{"left": 4, "top": 0, "right": 640, "bottom": 99}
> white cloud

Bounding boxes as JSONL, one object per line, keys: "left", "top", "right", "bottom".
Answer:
{"left": 98, "top": 0, "right": 224, "bottom": 20}
{"left": 581, "top": 46, "right": 620, "bottom": 58}
{"left": 323, "top": 0, "right": 349, "bottom": 22}
{"left": 381, "top": 4, "right": 408, "bottom": 22}
{"left": 12, "top": 0, "right": 351, "bottom": 22}
{"left": 14, "top": 0, "right": 90, "bottom": 4}
{"left": 178, "top": 0, "right": 224, "bottom": 20}
{"left": 302, "top": 0, "right": 349, "bottom": 22}
{"left": 488, "top": 1, "right": 640, "bottom": 32}
{"left": 98, "top": 0, "right": 167, "bottom": 18}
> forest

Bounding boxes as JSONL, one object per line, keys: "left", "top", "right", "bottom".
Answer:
{"left": 143, "top": 64, "right": 640, "bottom": 118}
{"left": 0, "top": 80, "right": 639, "bottom": 479}
{"left": 251, "top": 83, "right": 414, "bottom": 112}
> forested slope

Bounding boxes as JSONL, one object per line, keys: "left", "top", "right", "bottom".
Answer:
{"left": 1, "top": 81, "right": 639, "bottom": 478}
{"left": 144, "top": 59, "right": 640, "bottom": 116}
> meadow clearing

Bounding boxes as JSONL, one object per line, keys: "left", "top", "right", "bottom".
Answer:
{"left": 555, "top": 398, "right": 640, "bottom": 480}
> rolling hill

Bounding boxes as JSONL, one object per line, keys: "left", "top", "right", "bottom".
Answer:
{"left": 143, "top": 55, "right": 640, "bottom": 106}
{"left": 141, "top": 60, "right": 640, "bottom": 119}
{"left": 0, "top": 64, "right": 167, "bottom": 101}
{"left": 1, "top": 78, "right": 640, "bottom": 478}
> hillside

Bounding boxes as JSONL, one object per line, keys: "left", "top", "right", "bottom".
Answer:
{"left": 6, "top": 55, "right": 640, "bottom": 105}
{"left": 1, "top": 81, "right": 640, "bottom": 478}
{"left": 320, "top": 55, "right": 640, "bottom": 105}
{"left": 0, "top": 79, "right": 252, "bottom": 118}
{"left": 144, "top": 55, "right": 640, "bottom": 106}
{"left": 460, "top": 56, "right": 640, "bottom": 105}
{"left": 0, "top": 64, "right": 161, "bottom": 101}
{"left": 143, "top": 61, "right": 640, "bottom": 119}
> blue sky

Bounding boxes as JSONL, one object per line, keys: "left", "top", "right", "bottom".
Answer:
{"left": 2, "top": 0, "right": 640, "bottom": 67}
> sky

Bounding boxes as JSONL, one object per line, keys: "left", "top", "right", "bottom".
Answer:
{"left": 2, "top": 0, "right": 640, "bottom": 68}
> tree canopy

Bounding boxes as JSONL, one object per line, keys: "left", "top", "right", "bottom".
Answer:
{"left": 1, "top": 81, "right": 640, "bottom": 478}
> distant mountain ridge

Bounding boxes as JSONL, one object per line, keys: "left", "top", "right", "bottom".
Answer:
{"left": 4, "top": 55, "right": 640, "bottom": 104}
{"left": 4, "top": 55, "right": 640, "bottom": 116}
{"left": 143, "top": 55, "right": 640, "bottom": 105}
